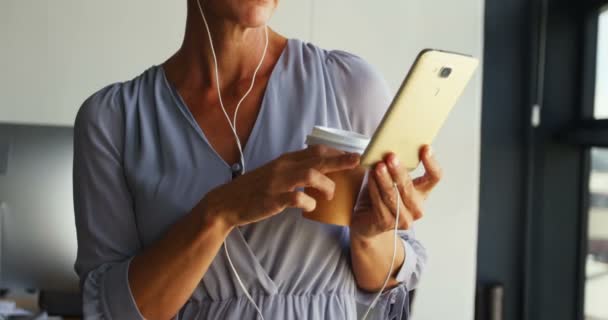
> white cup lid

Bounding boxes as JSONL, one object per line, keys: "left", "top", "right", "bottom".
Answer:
{"left": 306, "top": 126, "right": 370, "bottom": 153}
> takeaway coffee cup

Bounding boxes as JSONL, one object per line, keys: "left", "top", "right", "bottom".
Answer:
{"left": 303, "top": 126, "right": 369, "bottom": 226}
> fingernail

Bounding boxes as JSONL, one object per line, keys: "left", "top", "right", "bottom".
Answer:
{"left": 390, "top": 156, "right": 399, "bottom": 168}
{"left": 376, "top": 163, "right": 386, "bottom": 174}
{"left": 428, "top": 146, "right": 434, "bottom": 157}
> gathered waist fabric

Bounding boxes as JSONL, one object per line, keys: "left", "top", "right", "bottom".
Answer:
{"left": 178, "top": 292, "right": 359, "bottom": 320}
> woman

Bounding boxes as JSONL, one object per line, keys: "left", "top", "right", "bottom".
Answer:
{"left": 73, "top": 0, "right": 439, "bottom": 319}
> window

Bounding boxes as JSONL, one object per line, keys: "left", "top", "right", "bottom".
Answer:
{"left": 479, "top": 0, "right": 608, "bottom": 318}
{"left": 594, "top": 7, "right": 608, "bottom": 119}
{"left": 584, "top": 6, "right": 608, "bottom": 319}
{"left": 585, "top": 148, "right": 608, "bottom": 319}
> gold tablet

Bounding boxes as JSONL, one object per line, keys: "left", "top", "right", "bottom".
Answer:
{"left": 360, "top": 49, "right": 479, "bottom": 170}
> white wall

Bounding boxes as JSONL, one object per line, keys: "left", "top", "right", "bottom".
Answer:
{"left": 0, "top": 1, "right": 186, "bottom": 126}
{"left": 0, "top": 0, "right": 484, "bottom": 318}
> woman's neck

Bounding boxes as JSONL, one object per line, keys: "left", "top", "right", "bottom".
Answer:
{"left": 164, "top": 1, "right": 274, "bottom": 91}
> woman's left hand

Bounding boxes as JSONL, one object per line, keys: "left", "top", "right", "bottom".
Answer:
{"left": 350, "top": 145, "right": 443, "bottom": 239}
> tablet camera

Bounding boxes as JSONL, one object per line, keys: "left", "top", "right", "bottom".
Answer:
{"left": 439, "top": 67, "right": 452, "bottom": 78}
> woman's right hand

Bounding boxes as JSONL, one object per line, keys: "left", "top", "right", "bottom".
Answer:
{"left": 198, "top": 145, "right": 360, "bottom": 228}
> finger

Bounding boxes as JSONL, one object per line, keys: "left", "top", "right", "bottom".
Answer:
{"left": 277, "top": 191, "right": 317, "bottom": 212}
{"left": 399, "top": 207, "right": 415, "bottom": 230}
{"left": 288, "top": 144, "right": 345, "bottom": 160}
{"left": 384, "top": 153, "right": 415, "bottom": 205}
{"left": 373, "top": 162, "right": 400, "bottom": 214}
{"left": 286, "top": 168, "right": 336, "bottom": 200}
{"left": 286, "top": 144, "right": 360, "bottom": 173}
{"left": 385, "top": 153, "right": 423, "bottom": 221}
{"left": 415, "top": 145, "right": 443, "bottom": 193}
{"left": 368, "top": 175, "right": 398, "bottom": 231}
{"left": 374, "top": 160, "right": 422, "bottom": 224}
{"left": 410, "top": 192, "right": 425, "bottom": 221}
{"left": 370, "top": 176, "right": 415, "bottom": 230}
{"left": 376, "top": 171, "right": 422, "bottom": 230}
{"left": 303, "top": 152, "right": 360, "bottom": 174}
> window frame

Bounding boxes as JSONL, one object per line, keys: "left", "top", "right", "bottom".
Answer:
{"left": 531, "top": 1, "right": 608, "bottom": 319}
{"left": 560, "top": 2, "right": 608, "bottom": 318}
{"left": 476, "top": 0, "right": 607, "bottom": 319}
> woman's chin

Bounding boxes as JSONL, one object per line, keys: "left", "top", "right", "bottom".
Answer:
{"left": 239, "top": 10, "right": 273, "bottom": 27}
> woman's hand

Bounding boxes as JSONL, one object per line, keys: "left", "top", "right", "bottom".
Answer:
{"left": 198, "top": 145, "right": 360, "bottom": 228}
{"left": 350, "top": 145, "right": 442, "bottom": 239}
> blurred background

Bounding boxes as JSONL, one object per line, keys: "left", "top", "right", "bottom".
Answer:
{"left": 0, "top": 0, "right": 605, "bottom": 319}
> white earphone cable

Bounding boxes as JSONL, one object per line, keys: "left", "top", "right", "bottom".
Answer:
{"left": 197, "top": 2, "right": 401, "bottom": 319}
{"left": 196, "top": 0, "right": 267, "bottom": 318}
{"left": 223, "top": 240, "right": 265, "bottom": 318}
{"left": 197, "top": 0, "right": 268, "bottom": 175}
{"left": 361, "top": 182, "right": 401, "bottom": 320}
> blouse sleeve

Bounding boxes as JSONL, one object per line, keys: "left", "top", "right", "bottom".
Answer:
{"left": 73, "top": 86, "right": 144, "bottom": 319}
{"left": 326, "top": 50, "right": 428, "bottom": 318}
